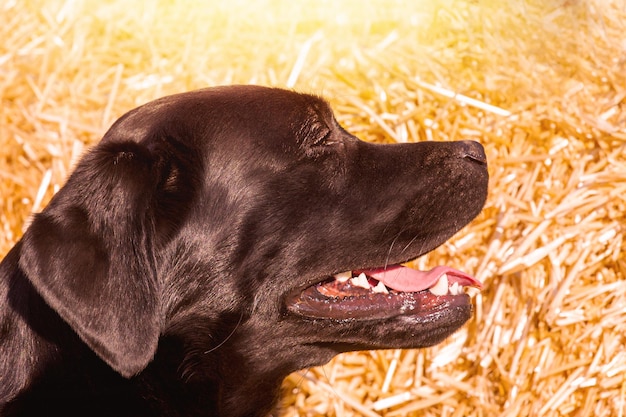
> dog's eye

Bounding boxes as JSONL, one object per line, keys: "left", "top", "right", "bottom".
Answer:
{"left": 305, "top": 120, "right": 332, "bottom": 147}
{"left": 302, "top": 125, "right": 335, "bottom": 159}
{"left": 312, "top": 129, "right": 332, "bottom": 147}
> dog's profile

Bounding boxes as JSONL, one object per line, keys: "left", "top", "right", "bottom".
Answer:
{"left": 0, "top": 85, "right": 488, "bottom": 417}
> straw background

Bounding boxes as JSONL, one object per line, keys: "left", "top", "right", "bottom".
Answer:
{"left": 2, "top": 0, "right": 626, "bottom": 415}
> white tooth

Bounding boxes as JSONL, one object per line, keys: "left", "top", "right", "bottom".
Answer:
{"left": 372, "top": 281, "right": 389, "bottom": 294}
{"left": 334, "top": 271, "right": 352, "bottom": 283}
{"left": 350, "top": 273, "right": 370, "bottom": 289}
{"left": 428, "top": 273, "right": 449, "bottom": 296}
{"left": 450, "top": 282, "right": 460, "bottom": 295}
{"left": 464, "top": 287, "right": 480, "bottom": 298}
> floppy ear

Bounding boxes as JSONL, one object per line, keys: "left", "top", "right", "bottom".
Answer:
{"left": 19, "top": 140, "right": 167, "bottom": 378}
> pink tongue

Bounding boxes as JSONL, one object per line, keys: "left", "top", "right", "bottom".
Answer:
{"left": 358, "top": 265, "right": 483, "bottom": 292}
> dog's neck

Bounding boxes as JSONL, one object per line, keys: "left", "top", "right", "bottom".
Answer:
{"left": 0, "top": 252, "right": 287, "bottom": 417}
{"left": 153, "top": 320, "right": 289, "bottom": 416}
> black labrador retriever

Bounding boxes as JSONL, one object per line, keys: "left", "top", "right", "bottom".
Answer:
{"left": 0, "top": 85, "right": 488, "bottom": 417}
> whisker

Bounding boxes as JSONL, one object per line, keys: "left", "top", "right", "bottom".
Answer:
{"left": 400, "top": 233, "right": 421, "bottom": 255}
{"left": 384, "top": 231, "right": 403, "bottom": 269}
{"left": 203, "top": 310, "right": 244, "bottom": 354}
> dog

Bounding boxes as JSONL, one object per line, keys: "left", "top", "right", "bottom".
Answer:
{"left": 0, "top": 85, "right": 488, "bottom": 417}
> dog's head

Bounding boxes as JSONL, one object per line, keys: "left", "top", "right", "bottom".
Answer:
{"left": 17, "top": 85, "right": 488, "bottom": 412}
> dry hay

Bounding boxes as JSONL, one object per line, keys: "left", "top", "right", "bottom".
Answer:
{"left": 2, "top": 0, "right": 626, "bottom": 416}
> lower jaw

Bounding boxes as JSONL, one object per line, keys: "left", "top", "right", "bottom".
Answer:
{"left": 285, "top": 289, "right": 472, "bottom": 321}
{"left": 293, "top": 303, "right": 474, "bottom": 353}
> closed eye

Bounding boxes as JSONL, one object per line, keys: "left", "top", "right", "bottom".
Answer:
{"left": 303, "top": 125, "right": 340, "bottom": 159}
{"left": 301, "top": 115, "right": 331, "bottom": 147}
{"left": 311, "top": 128, "right": 332, "bottom": 147}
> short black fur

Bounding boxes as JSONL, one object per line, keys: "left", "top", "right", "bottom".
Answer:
{"left": 0, "top": 85, "right": 488, "bottom": 417}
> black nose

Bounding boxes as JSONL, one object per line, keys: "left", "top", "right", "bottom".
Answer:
{"left": 458, "top": 140, "right": 487, "bottom": 165}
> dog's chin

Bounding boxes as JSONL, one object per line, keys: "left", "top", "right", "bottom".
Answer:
{"left": 284, "top": 264, "right": 481, "bottom": 345}
{"left": 316, "top": 303, "right": 474, "bottom": 353}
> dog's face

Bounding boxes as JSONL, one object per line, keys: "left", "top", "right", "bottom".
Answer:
{"left": 15, "top": 85, "right": 488, "bottom": 416}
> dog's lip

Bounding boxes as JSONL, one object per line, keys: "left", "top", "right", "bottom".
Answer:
{"left": 285, "top": 264, "right": 483, "bottom": 320}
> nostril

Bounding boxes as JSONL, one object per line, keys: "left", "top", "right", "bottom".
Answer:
{"left": 458, "top": 140, "right": 487, "bottom": 165}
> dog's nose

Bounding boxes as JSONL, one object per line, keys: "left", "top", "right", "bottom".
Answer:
{"left": 458, "top": 140, "right": 487, "bottom": 165}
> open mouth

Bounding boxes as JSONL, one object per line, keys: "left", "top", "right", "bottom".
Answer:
{"left": 286, "top": 264, "right": 483, "bottom": 320}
